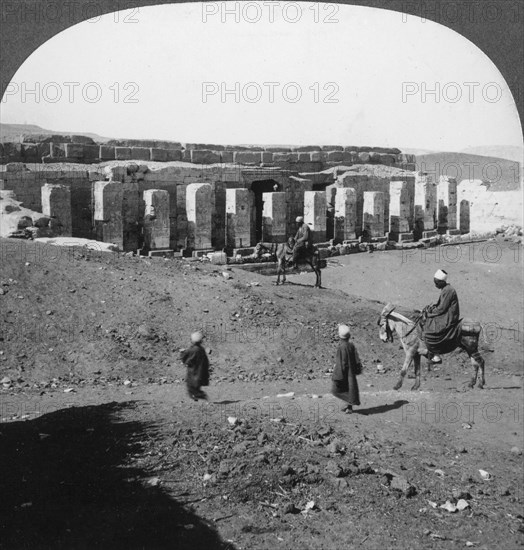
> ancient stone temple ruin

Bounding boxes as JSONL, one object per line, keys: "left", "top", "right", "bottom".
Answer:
{"left": 0, "top": 136, "right": 510, "bottom": 255}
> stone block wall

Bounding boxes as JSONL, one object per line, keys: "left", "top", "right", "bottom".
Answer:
{"left": 0, "top": 168, "right": 93, "bottom": 239}
{"left": 1, "top": 135, "right": 412, "bottom": 174}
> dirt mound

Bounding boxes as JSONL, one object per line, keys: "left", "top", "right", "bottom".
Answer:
{"left": 0, "top": 238, "right": 391, "bottom": 387}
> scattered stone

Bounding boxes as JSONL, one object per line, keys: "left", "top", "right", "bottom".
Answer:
{"left": 227, "top": 417, "right": 238, "bottom": 426}
{"left": 452, "top": 489, "right": 472, "bottom": 500}
{"left": 390, "top": 475, "right": 417, "bottom": 498}
{"left": 317, "top": 426, "right": 332, "bottom": 437}
{"left": 327, "top": 440, "right": 344, "bottom": 454}
{"left": 440, "top": 500, "right": 458, "bottom": 513}
{"left": 277, "top": 392, "right": 294, "bottom": 398}
{"left": 302, "top": 500, "right": 317, "bottom": 514}
{"left": 511, "top": 446, "right": 522, "bottom": 455}
{"left": 326, "top": 460, "right": 343, "bottom": 477}
{"left": 456, "top": 499, "right": 470, "bottom": 511}
{"left": 478, "top": 469, "right": 493, "bottom": 481}
{"left": 146, "top": 477, "right": 160, "bottom": 487}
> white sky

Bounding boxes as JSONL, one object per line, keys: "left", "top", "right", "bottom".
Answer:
{"left": 1, "top": 2, "right": 522, "bottom": 151}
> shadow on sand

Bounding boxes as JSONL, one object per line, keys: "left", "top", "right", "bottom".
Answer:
{"left": 357, "top": 400, "right": 409, "bottom": 416}
{"left": 0, "top": 401, "right": 232, "bottom": 549}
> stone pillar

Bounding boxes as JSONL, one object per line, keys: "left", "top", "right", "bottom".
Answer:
{"left": 212, "top": 182, "right": 226, "bottom": 250}
{"left": 437, "top": 176, "right": 459, "bottom": 235}
{"left": 226, "top": 188, "right": 251, "bottom": 248}
{"left": 262, "top": 192, "right": 286, "bottom": 242}
{"left": 334, "top": 187, "right": 357, "bottom": 241}
{"left": 41, "top": 183, "right": 72, "bottom": 236}
{"left": 93, "top": 180, "right": 123, "bottom": 249}
{"left": 143, "top": 189, "right": 170, "bottom": 251}
{"left": 186, "top": 183, "right": 212, "bottom": 249}
{"left": 122, "top": 181, "right": 139, "bottom": 252}
{"left": 304, "top": 190, "right": 327, "bottom": 243}
{"left": 389, "top": 181, "right": 413, "bottom": 241}
{"left": 414, "top": 172, "right": 437, "bottom": 238}
{"left": 362, "top": 191, "right": 385, "bottom": 238}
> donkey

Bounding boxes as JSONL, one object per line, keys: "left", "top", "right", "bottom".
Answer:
{"left": 275, "top": 238, "right": 322, "bottom": 288}
{"left": 377, "top": 303, "right": 485, "bottom": 391}
{"left": 253, "top": 239, "right": 323, "bottom": 288}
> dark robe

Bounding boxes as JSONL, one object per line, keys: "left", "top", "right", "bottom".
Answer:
{"left": 293, "top": 223, "right": 312, "bottom": 262}
{"left": 423, "top": 284, "right": 461, "bottom": 354}
{"left": 331, "top": 340, "right": 361, "bottom": 406}
{"left": 180, "top": 344, "right": 209, "bottom": 397}
{"left": 294, "top": 223, "right": 311, "bottom": 246}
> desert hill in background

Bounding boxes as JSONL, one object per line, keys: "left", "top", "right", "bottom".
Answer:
{"left": 416, "top": 152, "right": 522, "bottom": 191}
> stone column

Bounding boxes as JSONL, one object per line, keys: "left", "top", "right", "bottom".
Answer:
{"left": 93, "top": 180, "right": 123, "bottom": 249}
{"left": 143, "top": 189, "right": 170, "bottom": 251}
{"left": 122, "top": 180, "right": 139, "bottom": 252}
{"left": 226, "top": 188, "right": 251, "bottom": 248}
{"left": 262, "top": 192, "right": 286, "bottom": 242}
{"left": 41, "top": 183, "right": 72, "bottom": 236}
{"left": 186, "top": 183, "right": 212, "bottom": 249}
{"left": 334, "top": 187, "right": 357, "bottom": 241}
{"left": 414, "top": 172, "right": 437, "bottom": 238}
{"left": 304, "top": 190, "right": 327, "bottom": 243}
{"left": 437, "top": 176, "right": 459, "bottom": 235}
{"left": 389, "top": 181, "right": 413, "bottom": 241}
{"left": 362, "top": 191, "right": 385, "bottom": 238}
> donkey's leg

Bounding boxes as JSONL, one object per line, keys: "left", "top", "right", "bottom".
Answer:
{"left": 472, "top": 349, "right": 485, "bottom": 389}
{"left": 411, "top": 354, "right": 421, "bottom": 391}
{"left": 275, "top": 262, "right": 282, "bottom": 285}
{"left": 312, "top": 260, "right": 321, "bottom": 288}
{"left": 394, "top": 350, "right": 415, "bottom": 391}
{"left": 460, "top": 339, "right": 484, "bottom": 389}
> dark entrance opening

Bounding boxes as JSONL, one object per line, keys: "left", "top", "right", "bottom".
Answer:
{"left": 251, "top": 179, "right": 280, "bottom": 243}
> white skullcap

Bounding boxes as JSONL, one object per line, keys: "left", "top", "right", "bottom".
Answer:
{"left": 191, "top": 331, "right": 203, "bottom": 343}
{"left": 296, "top": 216, "right": 304, "bottom": 223}
{"left": 434, "top": 269, "right": 448, "bottom": 281}
{"left": 338, "top": 325, "right": 351, "bottom": 339}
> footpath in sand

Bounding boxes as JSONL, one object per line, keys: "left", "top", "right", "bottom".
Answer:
{"left": 0, "top": 237, "right": 522, "bottom": 549}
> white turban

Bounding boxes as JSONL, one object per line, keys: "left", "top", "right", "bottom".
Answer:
{"left": 434, "top": 269, "right": 448, "bottom": 281}
{"left": 338, "top": 325, "right": 351, "bottom": 339}
{"left": 296, "top": 216, "right": 304, "bottom": 223}
{"left": 191, "top": 331, "right": 204, "bottom": 344}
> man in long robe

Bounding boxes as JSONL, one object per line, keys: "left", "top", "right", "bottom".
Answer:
{"left": 180, "top": 331, "right": 210, "bottom": 401}
{"left": 292, "top": 216, "right": 311, "bottom": 269}
{"left": 422, "top": 269, "right": 461, "bottom": 362}
{"left": 331, "top": 324, "right": 361, "bottom": 414}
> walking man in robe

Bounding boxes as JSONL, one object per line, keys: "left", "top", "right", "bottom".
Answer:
{"left": 422, "top": 269, "right": 461, "bottom": 363}
{"left": 331, "top": 324, "right": 362, "bottom": 414}
{"left": 180, "top": 331, "right": 210, "bottom": 401}
{"left": 292, "top": 216, "right": 311, "bottom": 270}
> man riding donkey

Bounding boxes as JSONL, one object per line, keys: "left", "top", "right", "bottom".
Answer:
{"left": 420, "top": 269, "right": 462, "bottom": 363}
{"left": 291, "top": 216, "right": 312, "bottom": 270}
